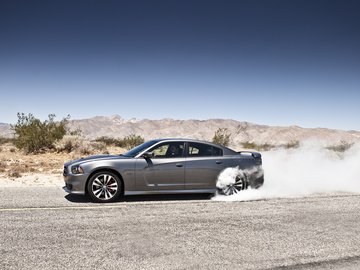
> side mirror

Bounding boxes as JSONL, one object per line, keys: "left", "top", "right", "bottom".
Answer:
{"left": 142, "top": 152, "right": 154, "bottom": 159}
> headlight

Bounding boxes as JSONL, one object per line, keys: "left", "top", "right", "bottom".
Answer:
{"left": 71, "top": 165, "right": 84, "bottom": 174}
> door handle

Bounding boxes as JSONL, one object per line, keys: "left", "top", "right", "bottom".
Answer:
{"left": 215, "top": 161, "right": 222, "bottom": 164}
{"left": 176, "top": 163, "right": 184, "bottom": 167}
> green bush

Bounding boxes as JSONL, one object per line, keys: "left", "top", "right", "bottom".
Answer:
{"left": 121, "top": 134, "right": 145, "bottom": 150}
{"left": 94, "top": 136, "right": 121, "bottom": 146}
{"left": 212, "top": 128, "right": 231, "bottom": 147}
{"left": 95, "top": 134, "right": 144, "bottom": 149}
{"left": 241, "top": 141, "right": 275, "bottom": 151}
{"left": 11, "top": 113, "right": 69, "bottom": 154}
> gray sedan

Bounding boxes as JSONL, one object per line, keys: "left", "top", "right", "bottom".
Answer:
{"left": 63, "top": 138, "right": 264, "bottom": 202}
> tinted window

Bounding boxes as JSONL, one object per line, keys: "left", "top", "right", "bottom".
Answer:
{"left": 212, "top": 146, "right": 223, "bottom": 156}
{"left": 187, "top": 142, "right": 223, "bottom": 157}
{"left": 122, "top": 140, "right": 159, "bottom": 157}
{"left": 149, "top": 142, "right": 184, "bottom": 158}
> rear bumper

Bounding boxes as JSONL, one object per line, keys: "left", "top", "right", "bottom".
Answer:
{"left": 250, "top": 174, "right": 264, "bottom": 189}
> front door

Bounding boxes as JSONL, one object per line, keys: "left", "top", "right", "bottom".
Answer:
{"left": 135, "top": 142, "right": 185, "bottom": 190}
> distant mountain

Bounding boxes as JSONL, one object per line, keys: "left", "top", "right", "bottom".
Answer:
{"left": 0, "top": 123, "right": 12, "bottom": 138}
{"left": 1, "top": 115, "right": 360, "bottom": 148}
{"left": 69, "top": 115, "right": 360, "bottom": 147}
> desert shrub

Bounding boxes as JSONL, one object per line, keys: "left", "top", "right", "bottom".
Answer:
{"left": 68, "top": 128, "right": 82, "bottom": 136}
{"left": 212, "top": 128, "right": 231, "bottom": 147}
{"left": 8, "top": 170, "right": 21, "bottom": 178}
{"left": 76, "top": 142, "right": 92, "bottom": 155}
{"left": 76, "top": 141, "right": 106, "bottom": 155}
{"left": 95, "top": 134, "right": 144, "bottom": 149}
{"left": 0, "top": 160, "right": 7, "bottom": 172}
{"left": 95, "top": 136, "right": 121, "bottom": 146}
{"left": 55, "top": 135, "right": 83, "bottom": 153}
{"left": 0, "top": 137, "right": 15, "bottom": 145}
{"left": 283, "top": 140, "right": 300, "bottom": 149}
{"left": 241, "top": 141, "right": 275, "bottom": 151}
{"left": 258, "top": 143, "right": 275, "bottom": 151}
{"left": 10, "top": 148, "right": 16, "bottom": 153}
{"left": 11, "top": 113, "right": 69, "bottom": 154}
{"left": 63, "top": 140, "right": 74, "bottom": 153}
{"left": 7, "top": 164, "right": 26, "bottom": 178}
{"left": 88, "top": 141, "right": 107, "bottom": 152}
{"left": 121, "top": 134, "right": 145, "bottom": 150}
{"left": 327, "top": 140, "right": 354, "bottom": 152}
{"left": 55, "top": 135, "right": 107, "bottom": 155}
{"left": 241, "top": 141, "right": 257, "bottom": 149}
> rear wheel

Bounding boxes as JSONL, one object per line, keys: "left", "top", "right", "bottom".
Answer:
{"left": 219, "top": 174, "right": 248, "bottom": 196}
{"left": 87, "top": 171, "right": 122, "bottom": 203}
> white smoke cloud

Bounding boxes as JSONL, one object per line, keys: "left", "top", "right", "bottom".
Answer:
{"left": 213, "top": 140, "right": 360, "bottom": 201}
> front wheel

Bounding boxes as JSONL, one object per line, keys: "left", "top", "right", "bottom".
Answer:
{"left": 87, "top": 171, "right": 122, "bottom": 203}
{"left": 218, "top": 174, "right": 248, "bottom": 196}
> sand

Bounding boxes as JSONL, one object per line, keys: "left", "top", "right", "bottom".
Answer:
{"left": 0, "top": 173, "right": 63, "bottom": 187}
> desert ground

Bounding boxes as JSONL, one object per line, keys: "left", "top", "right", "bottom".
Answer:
{"left": 0, "top": 142, "right": 126, "bottom": 188}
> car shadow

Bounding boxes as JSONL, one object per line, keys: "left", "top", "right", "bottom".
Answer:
{"left": 123, "top": 193, "right": 214, "bottom": 202}
{"left": 64, "top": 193, "right": 214, "bottom": 203}
{"left": 64, "top": 194, "right": 93, "bottom": 203}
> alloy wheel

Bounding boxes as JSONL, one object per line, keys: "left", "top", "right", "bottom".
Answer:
{"left": 91, "top": 174, "right": 119, "bottom": 200}
{"left": 222, "top": 175, "right": 247, "bottom": 196}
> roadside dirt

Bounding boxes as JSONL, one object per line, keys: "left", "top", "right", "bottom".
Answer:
{"left": 0, "top": 142, "right": 126, "bottom": 187}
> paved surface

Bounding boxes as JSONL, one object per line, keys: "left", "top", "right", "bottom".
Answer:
{"left": 1, "top": 187, "right": 360, "bottom": 270}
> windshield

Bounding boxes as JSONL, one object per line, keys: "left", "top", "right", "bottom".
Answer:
{"left": 122, "top": 140, "right": 159, "bottom": 157}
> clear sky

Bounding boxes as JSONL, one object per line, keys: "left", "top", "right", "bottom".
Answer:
{"left": 0, "top": 0, "right": 359, "bottom": 130}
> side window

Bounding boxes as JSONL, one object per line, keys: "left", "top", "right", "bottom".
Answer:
{"left": 188, "top": 145, "right": 200, "bottom": 155}
{"left": 149, "top": 142, "right": 184, "bottom": 158}
{"left": 212, "top": 146, "right": 223, "bottom": 156}
{"left": 187, "top": 143, "right": 223, "bottom": 157}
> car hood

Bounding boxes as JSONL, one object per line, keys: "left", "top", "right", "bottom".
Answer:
{"left": 64, "top": 154, "right": 130, "bottom": 166}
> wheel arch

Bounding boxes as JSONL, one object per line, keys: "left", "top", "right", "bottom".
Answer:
{"left": 85, "top": 168, "right": 125, "bottom": 196}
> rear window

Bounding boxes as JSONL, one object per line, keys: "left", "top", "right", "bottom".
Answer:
{"left": 187, "top": 142, "right": 223, "bottom": 157}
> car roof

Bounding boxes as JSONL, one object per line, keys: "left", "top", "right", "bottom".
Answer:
{"left": 151, "top": 138, "right": 237, "bottom": 155}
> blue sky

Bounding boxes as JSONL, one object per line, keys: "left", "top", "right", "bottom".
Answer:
{"left": 0, "top": 0, "right": 359, "bottom": 130}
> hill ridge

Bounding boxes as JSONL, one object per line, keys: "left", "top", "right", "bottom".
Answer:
{"left": 1, "top": 116, "right": 360, "bottom": 147}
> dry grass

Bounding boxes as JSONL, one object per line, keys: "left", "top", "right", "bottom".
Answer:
{"left": 0, "top": 142, "right": 127, "bottom": 177}
{"left": 0, "top": 159, "right": 6, "bottom": 173}
{"left": 8, "top": 170, "right": 22, "bottom": 178}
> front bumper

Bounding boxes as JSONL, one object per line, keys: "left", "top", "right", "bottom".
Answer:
{"left": 63, "top": 173, "right": 89, "bottom": 195}
{"left": 63, "top": 186, "right": 85, "bottom": 195}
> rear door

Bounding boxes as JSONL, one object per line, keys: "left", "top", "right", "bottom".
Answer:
{"left": 135, "top": 141, "right": 185, "bottom": 190}
{"left": 184, "top": 142, "right": 228, "bottom": 189}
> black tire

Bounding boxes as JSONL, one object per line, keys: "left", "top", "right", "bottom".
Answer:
{"left": 218, "top": 174, "right": 248, "bottom": 196}
{"left": 87, "top": 171, "right": 122, "bottom": 203}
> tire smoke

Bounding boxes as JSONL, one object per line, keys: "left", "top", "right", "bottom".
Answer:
{"left": 213, "top": 140, "right": 360, "bottom": 201}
